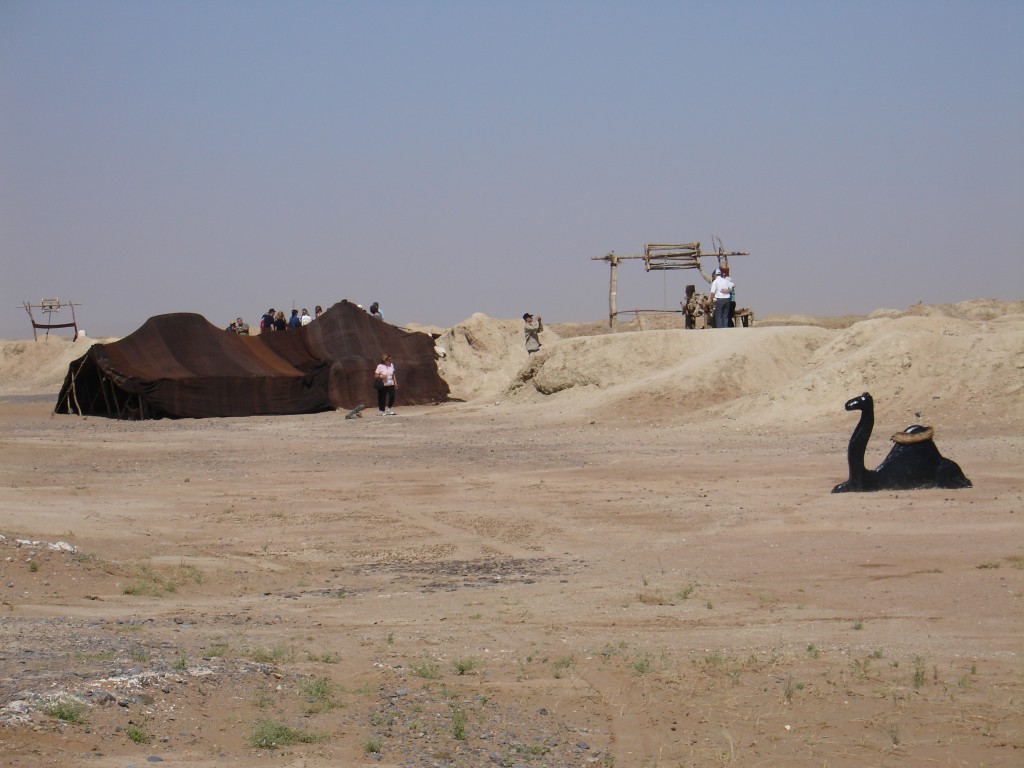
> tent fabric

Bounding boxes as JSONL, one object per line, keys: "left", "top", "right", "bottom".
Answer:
{"left": 56, "top": 313, "right": 333, "bottom": 419}
{"left": 55, "top": 302, "right": 448, "bottom": 419}
{"left": 259, "top": 301, "right": 449, "bottom": 409}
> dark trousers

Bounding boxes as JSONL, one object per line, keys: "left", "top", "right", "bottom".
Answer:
{"left": 714, "top": 299, "right": 731, "bottom": 329}
{"left": 377, "top": 385, "right": 395, "bottom": 411}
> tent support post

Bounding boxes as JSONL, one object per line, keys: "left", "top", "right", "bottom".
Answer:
{"left": 98, "top": 375, "right": 114, "bottom": 417}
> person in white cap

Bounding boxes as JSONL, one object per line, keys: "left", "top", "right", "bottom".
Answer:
{"left": 708, "top": 268, "right": 735, "bottom": 329}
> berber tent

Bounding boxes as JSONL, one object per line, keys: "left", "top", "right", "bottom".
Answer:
{"left": 55, "top": 301, "right": 448, "bottom": 419}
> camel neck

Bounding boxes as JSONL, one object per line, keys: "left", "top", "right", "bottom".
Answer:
{"left": 848, "top": 403, "right": 874, "bottom": 483}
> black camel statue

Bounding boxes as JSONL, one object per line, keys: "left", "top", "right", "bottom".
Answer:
{"left": 832, "top": 392, "right": 971, "bottom": 493}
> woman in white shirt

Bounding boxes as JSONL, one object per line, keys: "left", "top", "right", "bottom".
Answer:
{"left": 374, "top": 354, "right": 397, "bottom": 415}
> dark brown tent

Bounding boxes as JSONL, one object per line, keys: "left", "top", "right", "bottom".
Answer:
{"left": 259, "top": 301, "right": 449, "bottom": 409}
{"left": 55, "top": 302, "right": 448, "bottom": 419}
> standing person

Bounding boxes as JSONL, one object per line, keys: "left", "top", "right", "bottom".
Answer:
{"left": 314, "top": 305, "right": 323, "bottom": 319}
{"left": 288, "top": 309, "right": 301, "bottom": 329}
{"left": 374, "top": 354, "right": 397, "bottom": 416}
{"left": 523, "top": 312, "right": 543, "bottom": 353}
{"left": 235, "top": 317, "right": 250, "bottom": 335}
{"left": 708, "top": 268, "right": 735, "bottom": 329}
{"left": 274, "top": 310, "right": 287, "bottom": 332}
{"left": 261, "top": 308, "right": 276, "bottom": 333}
{"left": 723, "top": 267, "right": 736, "bottom": 327}
{"left": 300, "top": 308, "right": 312, "bottom": 326}
{"left": 369, "top": 301, "right": 383, "bottom": 320}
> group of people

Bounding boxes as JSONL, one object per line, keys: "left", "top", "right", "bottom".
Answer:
{"left": 225, "top": 303, "right": 397, "bottom": 416}
{"left": 227, "top": 301, "right": 386, "bottom": 335}
{"left": 708, "top": 267, "right": 737, "bottom": 328}
{"left": 256, "top": 305, "right": 324, "bottom": 333}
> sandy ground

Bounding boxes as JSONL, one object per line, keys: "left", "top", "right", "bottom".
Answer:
{"left": 0, "top": 300, "right": 1022, "bottom": 767}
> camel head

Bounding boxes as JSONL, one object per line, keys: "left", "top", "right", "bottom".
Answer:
{"left": 844, "top": 392, "right": 873, "bottom": 412}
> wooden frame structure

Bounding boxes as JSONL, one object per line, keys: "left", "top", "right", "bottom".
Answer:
{"left": 21, "top": 298, "right": 81, "bottom": 341}
{"left": 591, "top": 241, "right": 750, "bottom": 327}
{"left": 57, "top": 356, "right": 150, "bottom": 420}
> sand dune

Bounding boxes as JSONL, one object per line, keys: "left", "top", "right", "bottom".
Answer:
{"left": 1, "top": 299, "right": 1021, "bottom": 767}
{"left": 439, "top": 299, "right": 1024, "bottom": 430}
{"left": 4, "top": 300, "right": 1022, "bottom": 432}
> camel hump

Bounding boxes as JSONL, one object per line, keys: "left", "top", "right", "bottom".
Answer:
{"left": 891, "top": 426, "right": 934, "bottom": 445}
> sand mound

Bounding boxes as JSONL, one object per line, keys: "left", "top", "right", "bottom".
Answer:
{"left": 0, "top": 336, "right": 105, "bottom": 397}
{"left": 496, "top": 300, "right": 1024, "bottom": 429}
{"left": 435, "top": 313, "right": 561, "bottom": 401}
{"left": 4, "top": 301, "right": 1021, "bottom": 431}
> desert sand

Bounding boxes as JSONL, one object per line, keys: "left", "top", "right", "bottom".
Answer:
{"left": 1, "top": 300, "right": 1022, "bottom": 767}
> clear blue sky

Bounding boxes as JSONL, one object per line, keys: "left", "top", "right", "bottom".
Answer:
{"left": 2, "top": 1, "right": 1022, "bottom": 338}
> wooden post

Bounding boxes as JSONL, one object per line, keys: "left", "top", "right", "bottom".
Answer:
{"left": 608, "top": 253, "right": 618, "bottom": 328}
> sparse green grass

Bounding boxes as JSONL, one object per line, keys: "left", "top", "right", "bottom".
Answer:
{"left": 246, "top": 644, "right": 295, "bottom": 664}
{"left": 41, "top": 699, "right": 86, "bottom": 724}
{"left": 301, "top": 676, "right": 332, "bottom": 701}
{"left": 852, "top": 620, "right": 864, "bottom": 630}
{"left": 630, "top": 653, "right": 653, "bottom": 676}
{"left": 912, "top": 655, "right": 927, "bottom": 689}
{"left": 364, "top": 737, "right": 382, "bottom": 754}
{"left": 702, "top": 652, "right": 726, "bottom": 668}
{"left": 28, "top": 560, "right": 39, "bottom": 573}
{"left": 411, "top": 660, "right": 441, "bottom": 679}
{"left": 252, "top": 690, "right": 274, "bottom": 710}
{"left": 806, "top": 643, "right": 819, "bottom": 658}
{"left": 125, "top": 724, "right": 150, "bottom": 744}
{"left": 977, "top": 561, "right": 1001, "bottom": 569}
{"left": 885, "top": 722, "right": 901, "bottom": 746}
{"left": 204, "top": 642, "right": 229, "bottom": 658}
{"left": 676, "top": 583, "right": 696, "bottom": 600}
{"left": 122, "top": 563, "right": 203, "bottom": 597}
{"left": 598, "top": 643, "right": 625, "bottom": 660}
{"left": 636, "top": 591, "right": 670, "bottom": 605}
{"left": 248, "top": 719, "right": 321, "bottom": 749}
{"left": 783, "top": 677, "right": 796, "bottom": 701}
{"left": 552, "top": 655, "right": 575, "bottom": 674}
{"left": 508, "top": 743, "right": 551, "bottom": 759}
{"left": 129, "top": 647, "right": 150, "bottom": 663}
{"left": 173, "top": 650, "right": 188, "bottom": 670}
{"left": 74, "top": 650, "right": 115, "bottom": 661}
{"left": 451, "top": 706, "right": 468, "bottom": 740}
{"left": 850, "top": 657, "right": 872, "bottom": 678}
{"left": 453, "top": 657, "right": 478, "bottom": 675}
{"left": 308, "top": 651, "right": 340, "bottom": 663}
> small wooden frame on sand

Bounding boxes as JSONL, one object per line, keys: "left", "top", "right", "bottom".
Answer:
{"left": 21, "top": 298, "right": 82, "bottom": 341}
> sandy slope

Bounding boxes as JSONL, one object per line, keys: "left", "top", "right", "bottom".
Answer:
{"left": 0, "top": 300, "right": 1021, "bottom": 767}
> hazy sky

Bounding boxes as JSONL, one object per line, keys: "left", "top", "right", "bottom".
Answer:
{"left": 2, "top": 1, "right": 1022, "bottom": 339}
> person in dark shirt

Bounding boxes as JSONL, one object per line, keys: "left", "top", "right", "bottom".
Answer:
{"left": 261, "top": 309, "right": 276, "bottom": 333}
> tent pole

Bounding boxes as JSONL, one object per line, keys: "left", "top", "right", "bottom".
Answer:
{"left": 99, "top": 374, "right": 114, "bottom": 417}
